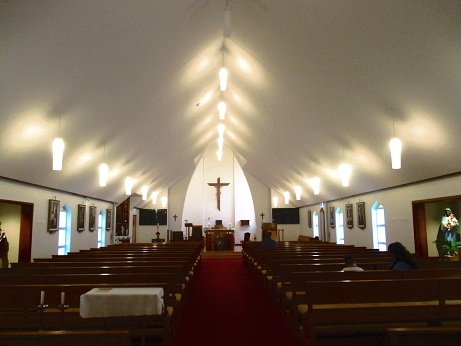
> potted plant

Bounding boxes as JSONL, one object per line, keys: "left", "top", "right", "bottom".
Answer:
{"left": 433, "top": 239, "right": 461, "bottom": 260}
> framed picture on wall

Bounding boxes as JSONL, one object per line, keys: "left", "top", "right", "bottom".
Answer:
{"left": 77, "top": 204, "right": 86, "bottom": 232}
{"left": 307, "top": 210, "right": 312, "bottom": 228}
{"left": 106, "top": 209, "right": 112, "bottom": 231}
{"left": 346, "top": 203, "right": 353, "bottom": 229}
{"left": 48, "top": 199, "right": 60, "bottom": 233}
{"left": 357, "top": 202, "right": 366, "bottom": 229}
{"left": 329, "top": 206, "right": 335, "bottom": 228}
{"left": 89, "top": 206, "right": 97, "bottom": 232}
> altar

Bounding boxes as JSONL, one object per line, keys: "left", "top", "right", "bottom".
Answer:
{"left": 205, "top": 229, "right": 235, "bottom": 251}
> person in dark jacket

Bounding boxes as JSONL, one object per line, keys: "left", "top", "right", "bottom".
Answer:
{"left": 260, "top": 231, "right": 276, "bottom": 249}
{"left": 388, "top": 242, "right": 419, "bottom": 269}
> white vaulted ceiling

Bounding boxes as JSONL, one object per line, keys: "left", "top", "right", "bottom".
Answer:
{"left": 0, "top": 0, "right": 460, "bottom": 206}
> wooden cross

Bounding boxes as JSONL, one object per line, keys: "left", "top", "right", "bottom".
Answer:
{"left": 260, "top": 212, "right": 265, "bottom": 221}
{"left": 208, "top": 177, "right": 230, "bottom": 211}
{"left": 173, "top": 214, "right": 178, "bottom": 221}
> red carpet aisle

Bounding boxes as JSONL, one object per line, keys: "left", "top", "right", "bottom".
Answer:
{"left": 174, "top": 257, "right": 303, "bottom": 346}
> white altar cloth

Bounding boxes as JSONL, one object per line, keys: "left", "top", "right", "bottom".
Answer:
{"left": 80, "top": 287, "right": 164, "bottom": 318}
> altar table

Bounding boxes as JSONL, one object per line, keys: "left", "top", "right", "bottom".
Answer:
{"left": 205, "top": 229, "right": 235, "bottom": 251}
{"left": 80, "top": 287, "right": 164, "bottom": 318}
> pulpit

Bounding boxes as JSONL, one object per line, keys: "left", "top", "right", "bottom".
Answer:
{"left": 205, "top": 229, "right": 234, "bottom": 251}
{"left": 262, "top": 222, "right": 278, "bottom": 241}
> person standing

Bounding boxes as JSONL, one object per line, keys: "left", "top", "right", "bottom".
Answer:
{"left": 0, "top": 226, "right": 9, "bottom": 269}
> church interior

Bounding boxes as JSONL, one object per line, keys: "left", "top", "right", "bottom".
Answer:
{"left": 1, "top": 1, "right": 461, "bottom": 345}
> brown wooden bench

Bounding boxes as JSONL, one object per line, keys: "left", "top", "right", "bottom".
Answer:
{"left": 275, "top": 267, "right": 461, "bottom": 319}
{"left": 386, "top": 326, "right": 461, "bottom": 346}
{"left": 0, "top": 283, "right": 174, "bottom": 346}
{"left": 0, "top": 330, "right": 131, "bottom": 346}
{"left": 289, "top": 278, "right": 461, "bottom": 345}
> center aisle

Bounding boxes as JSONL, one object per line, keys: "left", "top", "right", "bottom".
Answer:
{"left": 174, "top": 257, "right": 303, "bottom": 346}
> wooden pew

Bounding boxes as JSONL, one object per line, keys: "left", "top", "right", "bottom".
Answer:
{"left": 0, "top": 282, "right": 174, "bottom": 345}
{"left": 0, "top": 330, "right": 131, "bottom": 346}
{"left": 289, "top": 278, "right": 461, "bottom": 345}
{"left": 275, "top": 267, "right": 461, "bottom": 319}
{"left": 2, "top": 242, "right": 203, "bottom": 345}
{"left": 386, "top": 326, "right": 461, "bottom": 346}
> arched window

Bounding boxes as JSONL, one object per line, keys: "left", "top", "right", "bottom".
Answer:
{"left": 58, "top": 204, "right": 71, "bottom": 255}
{"left": 372, "top": 201, "right": 387, "bottom": 251}
{"left": 335, "top": 207, "right": 345, "bottom": 244}
{"left": 313, "top": 211, "right": 319, "bottom": 238}
{"left": 97, "top": 211, "right": 106, "bottom": 248}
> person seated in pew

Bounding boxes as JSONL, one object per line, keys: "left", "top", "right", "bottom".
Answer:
{"left": 260, "top": 231, "right": 277, "bottom": 249}
{"left": 341, "top": 254, "right": 364, "bottom": 271}
{"left": 388, "top": 242, "right": 419, "bottom": 269}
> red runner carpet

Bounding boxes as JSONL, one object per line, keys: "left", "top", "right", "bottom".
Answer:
{"left": 174, "top": 257, "right": 303, "bottom": 346}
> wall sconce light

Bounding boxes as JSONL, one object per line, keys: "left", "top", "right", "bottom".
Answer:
{"left": 125, "top": 176, "right": 133, "bottom": 195}
{"left": 141, "top": 185, "right": 149, "bottom": 201}
{"left": 338, "top": 163, "right": 351, "bottom": 187}
{"left": 294, "top": 185, "right": 302, "bottom": 200}
{"left": 219, "top": 67, "right": 228, "bottom": 91}
{"left": 161, "top": 196, "right": 167, "bottom": 208}
{"left": 151, "top": 191, "right": 159, "bottom": 204}
{"left": 273, "top": 196, "right": 278, "bottom": 208}
{"left": 283, "top": 191, "right": 290, "bottom": 204}
{"left": 218, "top": 101, "right": 226, "bottom": 120}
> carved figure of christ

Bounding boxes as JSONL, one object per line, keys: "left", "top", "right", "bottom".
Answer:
{"left": 208, "top": 177, "right": 230, "bottom": 211}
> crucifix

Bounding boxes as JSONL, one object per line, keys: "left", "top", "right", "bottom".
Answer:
{"left": 208, "top": 177, "right": 230, "bottom": 211}
{"left": 173, "top": 214, "right": 178, "bottom": 221}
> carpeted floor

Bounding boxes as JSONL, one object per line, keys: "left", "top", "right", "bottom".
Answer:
{"left": 174, "top": 257, "right": 303, "bottom": 346}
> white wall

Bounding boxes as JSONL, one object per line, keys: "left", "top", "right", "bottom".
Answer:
{"left": 299, "top": 174, "right": 461, "bottom": 253}
{"left": 0, "top": 178, "right": 115, "bottom": 260}
{"left": 3, "top": 168, "right": 460, "bottom": 259}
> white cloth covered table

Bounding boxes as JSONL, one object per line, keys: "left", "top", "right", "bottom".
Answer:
{"left": 80, "top": 287, "right": 164, "bottom": 318}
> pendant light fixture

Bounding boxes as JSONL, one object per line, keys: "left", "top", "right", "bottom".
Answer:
{"left": 310, "top": 176, "right": 320, "bottom": 195}
{"left": 223, "top": 2, "right": 231, "bottom": 38}
{"left": 283, "top": 191, "right": 290, "bottom": 204}
{"left": 125, "top": 176, "right": 133, "bottom": 195}
{"left": 218, "top": 101, "right": 226, "bottom": 120}
{"left": 99, "top": 145, "right": 108, "bottom": 187}
{"left": 339, "top": 163, "right": 351, "bottom": 187}
{"left": 216, "top": 150, "right": 223, "bottom": 161}
{"left": 294, "top": 185, "right": 302, "bottom": 200}
{"left": 151, "top": 191, "right": 159, "bottom": 205}
{"left": 141, "top": 185, "right": 149, "bottom": 200}
{"left": 389, "top": 110, "right": 402, "bottom": 169}
{"left": 52, "top": 114, "right": 64, "bottom": 171}
{"left": 219, "top": 67, "right": 228, "bottom": 91}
